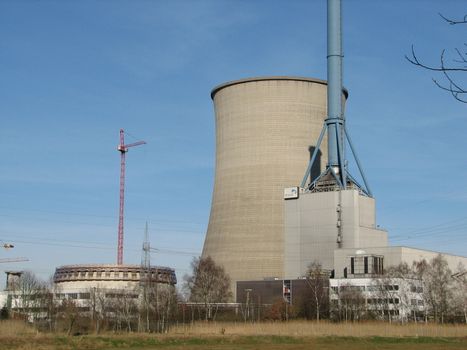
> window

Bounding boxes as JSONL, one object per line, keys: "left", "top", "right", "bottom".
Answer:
{"left": 372, "top": 256, "right": 384, "bottom": 275}
{"left": 350, "top": 255, "right": 384, "bottom": 275}
{"left": 68, "top": 293, "right": 78, "bottom": 299}
{"left": 79, "top": 293, "right": 90, "bottom": 300}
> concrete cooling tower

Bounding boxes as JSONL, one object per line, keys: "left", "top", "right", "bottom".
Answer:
{"left": 202, "top": 76, "right": 347, "bottom": 295}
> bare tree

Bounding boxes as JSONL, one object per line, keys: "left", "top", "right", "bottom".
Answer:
{"left": 152, "top": 286, "right": 177, "bottom": 333}
{"left": 427, "top": 255, "right": 453, "bottom": 323}
{"left": 304, "top": 261, "right": 329, "bottom": 321}
{"left": 451, "top": 263, "right": 467, "bottom": 323}
{"left": 264, "top": 298, "right": 297, "bottom": 321}
{"left": 413, "top": 255, "right": 453, "bottom": 323}
{"left": 58, "top": 299, "right": 80, "bottom": 335}
{"left": 387, "top": 263, "right": 422, "bottom": 323}
{"left": 111, "top": 291, "right": 138, "bottom": 332}
{"left": 184, "top": 256, "right": 231, "bottom": 321}
{"left": 11, "top": 271, "right": 48, "bottom": 322}
{"left": 42, "top": 278, "right": 59, "bottom": 331}
{"left": 332, "top": 283, "right": 366, "bottom": 322}
{"left": 370, "top": 279, "right": 392, "bottom": 322}
{"left": 406, "top": 13, "right": 467, "bottom": 103}
{"left": 86, "top": 287, "right": 105, "bottom": 334}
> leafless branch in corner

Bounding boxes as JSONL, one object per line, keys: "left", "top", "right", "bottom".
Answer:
{"left": 406, "top": 13, "right": 467, "bottom": 103}
{"left": 406, "top": 46, "right": 467, "bottom": 72}
{"left": 438, "top": 13, "right": 467, "bottom": 25}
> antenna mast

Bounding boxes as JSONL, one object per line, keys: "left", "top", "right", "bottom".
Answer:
{"left": 141, "top": 221, "right": 150, "bottom": 270}
{"left": 117, "top": 129, "right": 146, "bottom": 265}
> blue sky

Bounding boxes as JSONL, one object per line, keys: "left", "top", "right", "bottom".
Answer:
{"left": 1, "top": 0, "right": 466, "bottom": 286}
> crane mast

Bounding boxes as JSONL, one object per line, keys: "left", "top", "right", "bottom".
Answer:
{"left": 117, "top": 129, "right": 146, "bottom": 265}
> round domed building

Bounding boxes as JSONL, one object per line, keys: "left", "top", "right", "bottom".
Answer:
{"left": 53, "top": 264, "right": 176, "bottom": 305}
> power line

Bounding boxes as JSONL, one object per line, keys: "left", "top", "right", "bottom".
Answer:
{"left": 1, "top": 237, "right": 201, "bottom": 257}
{"left": 0, "top": 206, "right": 205, "bottom": 226}
{"left": 0, "top": 219, "right": 204, "bottom": 234}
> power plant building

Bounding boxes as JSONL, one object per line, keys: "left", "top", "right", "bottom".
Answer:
{"left": 284, "top": 188, "right": 388, "bottom": 279}
{"left": 202, "top": 0, "right": 466, "bottom": 300}
{"left": 202, "top": 77, "right": 348, "bottom": 293}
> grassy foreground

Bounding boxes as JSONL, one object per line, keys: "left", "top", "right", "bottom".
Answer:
{"left": 1, "top": 320, "right": 466, "bottom": 350}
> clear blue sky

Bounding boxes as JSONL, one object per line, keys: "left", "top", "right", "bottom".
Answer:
{"left": 1, "top": 0, "right": 466, "bottom": 286}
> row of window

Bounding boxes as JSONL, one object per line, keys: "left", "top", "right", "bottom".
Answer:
{"left": 56, "top": 271, "right": 167, "bottom": 280}
{"left": 331, "top": 284, "right": 425, "bottom": 293}
{"left": 410, "top": 286, "right": 423, "bottom": 293}
{"left": 410, "top": 299, "right": 424, "bottom": 306}
{"left": 331, "top": 284, "right": 402, "bottom": 293}
{"left": 350, "top": 256, "right": 384, "bottom": 275}
{"left": 57, "top": 271, "right": 138, "bottom": 279}
{"left": 367, "top": 298, "right": 400, "bottom": 305}
{"left": 9, "top": 294, "right": 47, "bottom": 300}
{"left": 55, "top": 293, "right": 88, "bottom": 300}
{"left": 54, "top": 292, "right": 139, "bottom": 300}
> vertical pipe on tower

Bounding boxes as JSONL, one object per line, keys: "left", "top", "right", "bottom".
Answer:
{"left": 326, "top": 0, "right": 344, "bottom": 178}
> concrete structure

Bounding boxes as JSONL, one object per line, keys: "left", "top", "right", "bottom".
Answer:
{"left": 330, "top": 277, "right": 425, "bottom": 321}
{"left": 203, "top": 1, "right": 467, "bottom": 320}
{"left": 333, "top": 246, "right": 467, "bottom": 279}
{"left": 284, "top": 188, "right": 387, "bottom": 279}
{"left": 237, "top": 277, "right": 329, "bottom": 305}
{"left": 53, "top": 264, "right": 176, "bottom": 302}
{"left": 0, "top": 264, "right": 176, "bottom": 319}
{"left": 202, "top": 76, "right": 348, "bottom": 295}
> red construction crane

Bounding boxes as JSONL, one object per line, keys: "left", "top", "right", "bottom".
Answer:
{"left": 117, "top": 129, "right": 146, "bottom": 265}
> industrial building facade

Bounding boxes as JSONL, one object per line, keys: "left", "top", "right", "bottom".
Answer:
{"left": 202, "top": 75, "right": 467, "bottom": 306}
{"left": 202, "top": 76, "right": 349, "bottom": 295}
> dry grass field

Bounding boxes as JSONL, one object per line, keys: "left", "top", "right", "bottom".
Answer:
{"left": 170, "top": 320, "right": 467, "bottom": 338}
{"left": 1, "top": 320, "right": 466, "bottom": 350}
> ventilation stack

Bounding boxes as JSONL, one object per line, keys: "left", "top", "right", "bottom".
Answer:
{"left": 284, "top": 0, "right": 387, "bottom": 278}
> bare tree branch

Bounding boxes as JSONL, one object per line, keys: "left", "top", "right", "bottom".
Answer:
{"left": 453, "top": 48, "right": 467, "bottom": 65}
{"left": 406, "top": 47, "right": 467, "bottom": 72}
{"left": 406, "top": 13, "right": 467, "bottom": 104}
{"left": 438, "top": 13, "right": 467, "bottom": 25}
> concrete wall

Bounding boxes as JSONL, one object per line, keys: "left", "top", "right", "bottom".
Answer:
{"left": 202, "top": 77, "right": 342, "bottom": 296}
{"left": 284, "top": 189, "right": 387, "bottom": 279}
{"left": 333, "top": 246, "right": 467, "bottom": 278}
